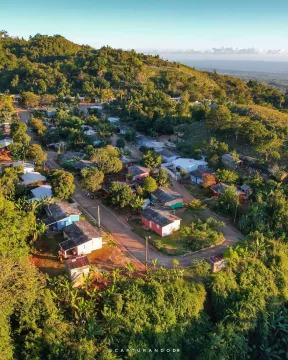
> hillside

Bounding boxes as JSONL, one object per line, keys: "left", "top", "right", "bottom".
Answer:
{"left": 1, "top": 33, "right": 288, "bottom": 164}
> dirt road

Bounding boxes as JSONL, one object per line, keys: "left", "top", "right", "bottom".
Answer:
{"left": 17, "top": 107, "right": 242, "bottom": 268}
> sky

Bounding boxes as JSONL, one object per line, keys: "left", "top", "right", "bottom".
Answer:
{"left": 1, "top": 0, "right": 288, "bottom": 58}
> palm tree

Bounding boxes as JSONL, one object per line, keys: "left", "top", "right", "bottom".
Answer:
{"left": 125, "top": 262, "right": 135, "bottom": 279}
{"left": 111, "top": 268, "right": 122, "bottom": 284}
{"left": 171, "top": 259, "right": 179, "bottom": 269}
{"left": 152, "top": 259, "right": 158, "bottom": 269}
{"left": 31, "top": 221, "right": 47, "bottom": 242}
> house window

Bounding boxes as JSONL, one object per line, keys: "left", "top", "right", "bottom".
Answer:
{"left": 157, "top": 225, "right": 160, "bottom": 229}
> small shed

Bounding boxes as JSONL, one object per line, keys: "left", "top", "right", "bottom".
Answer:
{"left": 209, "top": 253, "right": 226, "bottom": 272}
{"left": 240, "top": 184, "right": 253, "bottom": 199}
{"left": 65, "top": 256, "right": 90, "bottom": 281}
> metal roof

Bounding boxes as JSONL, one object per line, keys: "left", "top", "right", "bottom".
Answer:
{"left": 128, "top": 165, "right": 150, "bottom": 176}
{"left": 46, "top": 202, "right": 81, "bottom": 221}
{"left": 141, "top": 208, "right": 181, "bottom": 227}
{"left": 65, "top": 255, "right": 90, "bottom": 270}
{"left": 152, "top": 187, "right": 183, "bottom": 204}
{"left": 60, "top": 220, "right": 102, "bottom": 251}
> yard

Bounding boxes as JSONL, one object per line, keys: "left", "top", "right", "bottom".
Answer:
{"left": 184, "top": 183, "right": 210, "bottom": 201}
{"left": 129, "top": 207, "right": 226, "bottom": 255}
{"left": 31, "top": 232, "right": 66, "bottom": 277}
{"left": 129, "top": 209, "right": 199, "bottom": 256}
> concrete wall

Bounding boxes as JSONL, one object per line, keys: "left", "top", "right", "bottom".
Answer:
{"left": 161, "top": 220, "right": 181, "bottom": 237}
{"left": 69, "top": 266, "right": 90, "bottom": 281}
{"left": 76, "top": 237, "right": 102, "bottom": 255}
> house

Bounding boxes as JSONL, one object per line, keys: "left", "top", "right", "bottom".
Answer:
{"left": 0, "top": 138, "right": 13, "bottom": 152}
{"left": 30, "top": 185, "right": 53, "bottom": 201}
{"left": 151, "top": 187, "right": 183, "bottom": 209}
{"left": 141, "top": 208, "right": 181, "bottom": 237}
{"left": 120, "top": 155, "right": 138, "bottom": 168}
{"left": 190, "top": 168, "right": 216, "bottom": 185}
{"left": 209, "top": 253, "right": 226, "bottom": 272}
{"left": 12, "top": 162, "right": 35, "bottom": 174}
{"left": 20, "top": 172, "right": 46, "bottom": 186}
{"left": 44, "top": 201, "right": 81, "bottom": 231}
{"left": 172, "top": 158, "right": 208, "bottom": 174}
{"left": 116, "top": 124, "right": 131, "bottom": 135}
{"left": 59, "top": 220, "right": 102, "bottom": 258}
{"left": 88, "top": 105, "right": 103, "bottom": 111}
{"left": 46, "top": 108, "right": 57, "bottom": 117}
{"left": 221, "top": 153, "right": 243, "bottom": 170}
{"left": 65, "top": 256, "right": 90, "bottom": 282}
{"left": 84, "top": 129, "right": 97, "bottom": 136}
{"left": 108, "top": 117, "right": 120, "bottom": 125}
{"left": 155, "top": 148, "right": 180, "bottom": 163}
{"left": 127, "top": 165, "right": 150, "bottom": 181}
{"left": 210, "top": 183, "right": 245, "bottom": 201}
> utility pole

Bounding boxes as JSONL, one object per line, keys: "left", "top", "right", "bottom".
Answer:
{"left": 145, "top": 236, "right": 150, "bottom": 272}
{"left": 98, "top": 205, "right": 101, "bottom": 228}
{"left": 145, "top": 236, "right": 148, "bottom": 272}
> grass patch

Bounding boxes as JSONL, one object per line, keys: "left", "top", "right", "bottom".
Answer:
{"left": 184, "top": 184, "right": 208, "bottom": 201}
{"left": 129, "top": 209, "right": 198, "bottom": 256}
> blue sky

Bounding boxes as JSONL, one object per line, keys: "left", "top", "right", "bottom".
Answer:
{"left": 1, "top": 0, "right": 288, "bottom": 52}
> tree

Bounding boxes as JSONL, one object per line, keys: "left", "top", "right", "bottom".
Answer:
{"left": 142, "top": 150, "right": 162, "bottom": 168}
{"left": 107, "top": 181, "right": 134, "bottom": 208}
{"left": 50, "top": 169, "right": 75, "bottom": 199}
{"left": 27, "top": 144, "right": 47, "bottom": 165}
{"left": 10, "top": 122, "right": 29, "bottom": 142}
{"left": 216, "top": 169, "right": 239, "bottom": 183}
{"left": 40, "top": 94, "right": 56, "bottom": 106}
{"left": 202, "top": 174, "right": 217, "bottom": 188}
{"left": 91, "top": 146, "right": 123, "bottom": 174}
{"left": 153, "top": 167, "right": 170, "bottom": 187}
{"left": 143, "top": 176, "right": 158, "bottom": 193}
{"left": 185, "top": 199, "right": 207, "bottom": 215}
{"left": 206, "top": 105, "right": 231, "bottom": 131}
{"left": 20, "top": 92, "right": 40, "bottom": 108}
{"left": 130, "top": 195, "right": 145, "bottom": 213}
{"left": 81, "top": 167, "right": 104, "bottom": 193}
{"left": 172, "top": 259, "right": 179, "bottom": 269}
{"left": 116, "top": 138, "right": 125, "bottom": 149}
{"left": 217, "top": 186, "right": 239, "bottom": 215}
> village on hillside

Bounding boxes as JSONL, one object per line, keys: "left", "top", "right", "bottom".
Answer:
{"left": 1, "top": 90, "right": 284, "bottom": 283}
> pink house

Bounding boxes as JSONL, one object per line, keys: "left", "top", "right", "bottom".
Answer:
{"left": 141, "top": 208, "right": 181, "bottom": 237}
{"left": 127, "top": 165, "right": 150, "bottom": 181}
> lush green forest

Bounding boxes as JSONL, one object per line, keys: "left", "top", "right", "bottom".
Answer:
{"left": 2, "top": 188, "right": 288, "bottom": 359}
{"left": 2, "top": 32, "right": 288, "bottom": 359}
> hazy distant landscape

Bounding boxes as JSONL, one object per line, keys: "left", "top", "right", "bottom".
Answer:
{"left": 155, "top": 55, "right": 288, "bottom": 89}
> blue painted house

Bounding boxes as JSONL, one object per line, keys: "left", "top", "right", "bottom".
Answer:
{"left": 44, "top": 202, "right": 81, "bottom": 231}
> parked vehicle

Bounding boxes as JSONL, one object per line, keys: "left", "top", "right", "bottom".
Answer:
{"left": 86, "top": 192, "right": 94, "bottom": 199}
